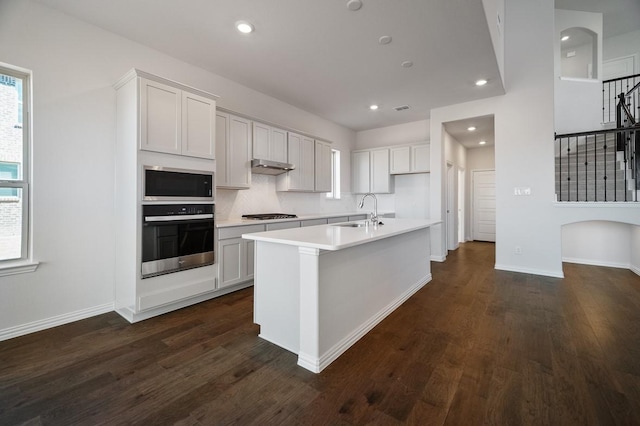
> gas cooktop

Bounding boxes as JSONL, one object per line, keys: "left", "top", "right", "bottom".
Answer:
{"left": 242, "top": 213, "right": 298, "bottom": 220}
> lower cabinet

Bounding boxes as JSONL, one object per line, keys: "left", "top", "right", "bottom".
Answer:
{"left": 218, "top": 238, "right": 255, "bottom": 289}
{"left": 217, "top": 224, "right": 264, "bottom": 288}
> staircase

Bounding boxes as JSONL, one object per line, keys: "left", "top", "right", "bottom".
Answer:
{"left": 555, "top": 131, "right": 637, "bottom": 202}
{"left": 555, "top": 73, "right": 640, "bottom": 203}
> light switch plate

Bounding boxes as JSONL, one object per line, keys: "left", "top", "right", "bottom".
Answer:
{"left": 514, "top": 187, "right": 531, "bottom": 196}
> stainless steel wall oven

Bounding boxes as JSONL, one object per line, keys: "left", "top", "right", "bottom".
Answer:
{"left": 141, "top": 204, "right": 214, "bottom": 278}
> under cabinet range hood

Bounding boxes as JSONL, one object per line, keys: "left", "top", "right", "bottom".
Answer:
{"left": 250, "top": 159, "right": 295, "bottom": 175}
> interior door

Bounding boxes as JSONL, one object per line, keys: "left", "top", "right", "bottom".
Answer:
{"left": 472, "top": 170, "right": 496, "bottom": 242}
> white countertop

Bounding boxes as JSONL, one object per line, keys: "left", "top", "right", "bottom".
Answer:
{"left": 242, "top": 218, "right": 440, "bottom": 251}
{"left": 216, "top": 211, "right": 389, "bottom": 228}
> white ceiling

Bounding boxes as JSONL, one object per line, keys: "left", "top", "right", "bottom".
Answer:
{"left": 34, "top": 0, "right": 505, "bottom": 132}
{"left": 444, "top": 115, "right": 495, "bottom": 149}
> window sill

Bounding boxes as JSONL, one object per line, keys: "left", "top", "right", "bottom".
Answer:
{"left": 0, "top": 260, "right": 40, "bottom": 277}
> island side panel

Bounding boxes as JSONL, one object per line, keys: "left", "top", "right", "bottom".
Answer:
{"left": 314, "top": 228, "right": 431, "bottom": 371}
{"left": 253, "top": 241, "right": 301, "bottom": 354}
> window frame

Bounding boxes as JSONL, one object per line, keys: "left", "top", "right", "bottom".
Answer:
{"left": 0, "top": 62, "right": 37, "bottom": 275}
{"left": 326, "top": 148, "right": 341, "bottom": 200}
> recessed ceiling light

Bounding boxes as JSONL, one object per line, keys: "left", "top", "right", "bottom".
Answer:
{"left": 475, "top": 79, "right": 488, "bottom": 86}
{"left": 369, "top": 104, "right": 379, "bottom": 110}
{"left": 561, "top": 35, "right": 570, "bottom": 41}
{"left": 479, "top": 140, "right": 487, "bottom": 145}
{"left": 236, "top": 21, "right": 254, "bottom": 34}
{"left": 401, "top": 61, "right": 413, "bottom": 68}
{"left": 379, "top": 35, "right": 392, "bottom": 45}
{"left": 467, "top": 126, "right": 476, "bottom": 131}
{"left": 347, "top": 0, "right": 363, "bottom": 11}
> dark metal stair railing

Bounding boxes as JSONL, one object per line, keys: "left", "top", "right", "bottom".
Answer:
{"left": 555, "top": 127, "right": 639, "bottom": 202}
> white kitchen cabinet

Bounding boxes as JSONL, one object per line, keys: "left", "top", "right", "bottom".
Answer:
{"left": 315, "top": 140, "right": 332, "bottom": 192}
{"left": 217, "top": 224, "right": 265, "bottom": 288}
{"left": 327, "top": 216, "right": 349, "bottom": 224}
{"left": 113, "top": 69, "right": 219, "bottom": 324}
{"left": 351, "top": 148, "right": 391, "bottom": 193}
{"left": 390, "top": 144, "right": 430, "bottom": 174}
{"left": 277, "top": 132, "right": 315, "bottom": 191}
{"left": 140, "top": 77, "right": 216, "bottom": 159}
{"left": 216, "top": 112, "right": 251, "bottom": 189}
{"left": 252, "top": 122, "right": 287, "bottom": 163}
{"left": 266, "top": 221, "right": 300, "bottom": 231}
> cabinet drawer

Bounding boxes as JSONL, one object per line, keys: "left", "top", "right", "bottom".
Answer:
{"left": 266, "top": 221, "right": 301, "bottom": 231}
{"left": 327, "top": 216, "right": 349, "bottom": 224}
{"left": 218, "top": 224, "right": 265, "bottom": 240}
{"left": 301, "top": 219, "right": 327, "bottom": 227}
{"left": 349, "top": 214, "right": 367, "bottom": 221}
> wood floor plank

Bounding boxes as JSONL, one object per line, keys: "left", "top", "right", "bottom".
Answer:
{"left": 1, "top": 242, "right": 640, "bottom": 425}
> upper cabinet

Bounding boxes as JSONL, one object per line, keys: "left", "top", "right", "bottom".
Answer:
{"left": 314, "top": 140, "right": 332, "bottom": 192}
{"left": 390, "top": 143, "right": 430, "bottom": 174}
{"left": 216, "top": 112, "right": 252, "bottom": 189}
{"left": 351, "top": 148, "right": 391, "bottom": 194}
{"left": 252, "top": 122, "right": 287, "bottom": 163}
{"left": 277, "top": 132, "right": 315, "bottom": 191}
{"left": 139, "top": 77, "right": 216, "bottom": 159}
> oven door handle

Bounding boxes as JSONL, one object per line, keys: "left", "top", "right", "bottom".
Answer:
{"left": 144, "top": 214, "right": 214, "bottom": 222}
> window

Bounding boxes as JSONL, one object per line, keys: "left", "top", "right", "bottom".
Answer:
{"left": 0, "top": 63, "right": 34, "bottom": 273}
{"left": 326, "top": 149, "right": 341, "bottom": 199}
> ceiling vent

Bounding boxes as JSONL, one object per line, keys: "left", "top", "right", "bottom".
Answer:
{"left": 394, "top": 105, "right": 410, "bottom": 112}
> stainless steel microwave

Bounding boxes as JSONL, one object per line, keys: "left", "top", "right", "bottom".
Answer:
{"left": 143, "top": 166, "right": 214, "bottom": 202}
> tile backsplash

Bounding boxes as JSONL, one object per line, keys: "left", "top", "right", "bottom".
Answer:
{"left": 215, "top": 174, "right": 372, "bottom": 220}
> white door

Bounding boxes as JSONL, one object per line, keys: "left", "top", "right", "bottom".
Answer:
{"left": 602, "top": 55, "right": 637, "bottom": 123}
{"left": 446, "top": 163, "right": 456, "bottom": 251}
{"left": 472, "top": 170, "right": 496, "bottom": 242}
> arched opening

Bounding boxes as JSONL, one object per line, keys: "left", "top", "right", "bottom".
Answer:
{"left": 560, "top": 27, "right": 598, "bottom": 80}
{"left": 562, "top": 221, "right": 640, "bottom": 274}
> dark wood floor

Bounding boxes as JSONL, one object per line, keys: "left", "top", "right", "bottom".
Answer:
{"left": 2, "top": 242, "right": 640, "bottom": 425}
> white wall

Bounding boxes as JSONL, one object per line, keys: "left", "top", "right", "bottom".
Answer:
{"left": 562, "top": 221, "right": 632, "bottom": 268}
{"left": 632, "top": 226, "right": 640, "bottom": 276}
{"left": 431, "top": 0, "right": 560, "bottom": 276}
{"left": 604, "top": 29, "right": 640, "bottom": 67}
{"left": 0, "top": 0, "right": 356, "bottom": 337}
{"left": 554, "top": 9, "right": 603, "bottom": 133}
{"left": 465, "top": 146, "right": 495, "bottom": 241}
{"left": 355, "top": 120, "right": 429, "bottom": 150}
{"left": 482, "top": 0, "right": 505, "bottom": 86}
{"left": 443, "top": 129, "right": 466, "bottom": 250}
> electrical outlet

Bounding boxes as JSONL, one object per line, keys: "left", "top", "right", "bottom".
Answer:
{"left": 514, "top": 246, "right": 522, "bottom": 255}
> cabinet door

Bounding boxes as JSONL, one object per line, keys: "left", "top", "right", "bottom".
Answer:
{"left": 390, "top": 146, "right": 411, "bottom": 174}
{"left": 315, "top": 140, "right": 332, "bottom": 192}
{"left": 215, "top": 112, "right": 229, "bottom": 186}
{"left": 371, "top": 148, "right": 391, "bottom": 193}
{"left": 351, "top": 151, "right": 371, "bottom": 193}
{"left": 270, "top": 127, "right": 288, "bottom": 163}
{"left": 286, "top": 132, "right": 303, "bottom": 190}
{"left": 411, "top": 144, "right": 430, "bottom": 172}
{"left": 252, "top": 122, "right": 270, "bottom": 160}
{"left": 140, "top": 78, "right": 181, "bottom": 154}
{"left": 301, "top": 136, "right": 316, "bottom": 191}
{"left": 244, "top": 239, "right": 255, "bottom": 280}
{"left": 181, "top": 91, "right": 216, "bottom": 159}
{"left": 228, "top": 115, "right": 252, "bottom": 188}
{"left": 218, "top": 238, "right": 243, "bottom": 288}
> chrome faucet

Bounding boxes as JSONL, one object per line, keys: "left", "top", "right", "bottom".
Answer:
{"left": 358, "top": 193, "right": 378, "bottom": 224}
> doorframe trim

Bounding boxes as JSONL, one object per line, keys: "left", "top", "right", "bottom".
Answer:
{"left": 470, "top": 168, "right": 496, "bottom": 242}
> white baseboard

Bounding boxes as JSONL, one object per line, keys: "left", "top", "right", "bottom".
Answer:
{"left": 562, "top": 257, "right": 630, "bottom": 270}
{"left": 0, "top": 303, "right": 114, "bottom": 342}
{"left": 431, "top": 255, "right": 446, "bottom": 262}
{"left": 631, "top": 264, "right": 640, "bottom": 277}
{"left": 298, "top": 274, "right": 432, "bottom": 373}
{"left": 494, "top": 264, "right": 564, "bottom": 279}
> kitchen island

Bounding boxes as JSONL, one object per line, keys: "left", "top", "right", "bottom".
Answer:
{"left": 242, "top": 218, "right": 440, "bottom": 373}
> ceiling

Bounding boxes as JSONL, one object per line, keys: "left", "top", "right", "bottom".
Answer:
{"left": 443, "top": 115, "right": 495, "bottom": 149}
{"left": 34, "top": 0, "right": 505, "bottom": 132}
